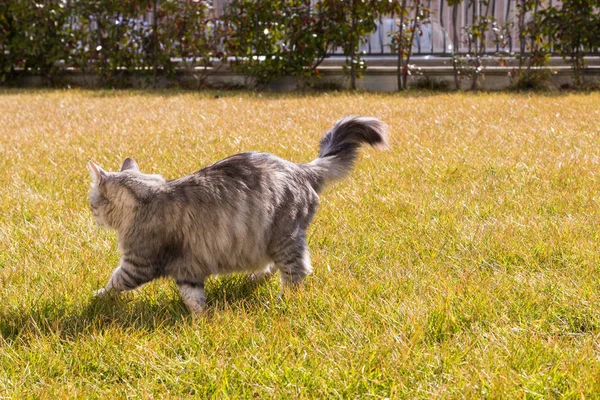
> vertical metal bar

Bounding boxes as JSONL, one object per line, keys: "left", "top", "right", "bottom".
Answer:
{"left": 505, "top": 0, "right": 512, "bottom": 53}
{"left": 548, "top": 0, "right": 553, "bottom": 52}
{"left": 440, "top": 0, "right": 446, "bottom": 54}
{"left": 466, "top": 0, "right": 471, "bottom": 53}
{"left": 416, "top": 3, "right": 422, "bottom": 55}
{"left": 389, "top": 14, "right": 395, "bottom": 56}
{"left": 152, "top": 0, "right": 158, "bottom": 88}
{"left": 428, "top": 0, "right": 433, "bottom": 53}
{"left": 473, "top": 0, "right": 478, "bottom": 54}
{"left": 493, "top": 0, "right": 498, "bottom": 52}
{"left": 379, "top": 15, "right": 384, "bottom": 55}
{"left": 453, "top": 3, "right": 459, "bottom": 53}
{"left": 391, "top": 6, "right": 397, "bottom": 56}
{"left": 483, "top": 0, "right": 490, "bottom": 54}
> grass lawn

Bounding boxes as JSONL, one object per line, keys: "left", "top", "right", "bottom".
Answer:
{"left": 1, "top": 89, "right": 599, "bottom": 398}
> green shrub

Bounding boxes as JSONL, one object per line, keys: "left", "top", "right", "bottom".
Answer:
{"left": 318, "top": 0, "right": 393, "bottom": 90}
{"left": 389, "top": 0, "right": 431, "bottom": 91}
{"left": 1, "top": 0, "right": 599, "bottom": 90}
{"left": 0, "top": 0, "right": 75, "bottom": 85}
{"left": 223, "top": 0, "right": 335, "bottom": 89}
{"left": 223, "top": 0, "right": 292, "bottom": 88}
{"left": 161, "top": 0, "right": 223, "bottom": 88}
{"left": 540, "top": 0, "right": 600, "bottom": 86}
{"left": 412, "top": 76, "right": 451, "bottom": 91}
{"left": 71, "top": 0, "right": 155, "bottom": 87}
{"left": 510, "top": 68, "right": 553, "bottom": 91}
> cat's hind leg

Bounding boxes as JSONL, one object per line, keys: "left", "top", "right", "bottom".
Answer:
{"left": 177, "top": 280, "right": 206, "bottom": 314}
{"left": 270, "top": 235, "right": 312, "bottom": 295}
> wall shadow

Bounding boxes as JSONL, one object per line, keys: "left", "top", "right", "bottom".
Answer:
{"left": 3, "top": 86, "right": 593, "bottom": 100}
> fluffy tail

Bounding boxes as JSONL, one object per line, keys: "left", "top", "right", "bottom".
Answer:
{"left": 306, "top": 116, "right": 389, "bottom": 192}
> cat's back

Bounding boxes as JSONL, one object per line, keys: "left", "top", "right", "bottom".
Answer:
{"left": 173, "top": 151, "right": 299, "bottom": 193}
{"left": 163, "top": 151, "right": 318, "bottom": 226}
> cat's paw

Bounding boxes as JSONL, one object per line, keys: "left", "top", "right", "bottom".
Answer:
{"left": 248, "top": 266, "right": 274, "bottom": 283}
{"left": 184, "top": 300, "right": 206, "bottom": 315}
{"left": 95, "top": 288, "right": 108, "bottom": 298}
{"left": 247, "top": 271, "right": 263, "bottom": 282}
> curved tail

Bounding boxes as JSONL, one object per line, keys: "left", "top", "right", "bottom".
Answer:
{"left": 305, "top": 116, "right": 389, "bottom": 193}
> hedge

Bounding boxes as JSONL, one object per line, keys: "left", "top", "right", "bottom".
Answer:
{"left": 1, "top": 0, "right": 599, "bottom": 89}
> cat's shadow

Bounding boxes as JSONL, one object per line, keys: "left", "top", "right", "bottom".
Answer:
{"left": 0, "top": 275, "right": 279, "bottom": 342}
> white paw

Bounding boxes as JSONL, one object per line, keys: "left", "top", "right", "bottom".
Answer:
{"left": 248, "top": 272, "right": 262, "bottom": 282}
{"left": 95, "top": 288, "right": 107, "bottom": 298}
{"left": 184, "top": 299, "right": 206, "bottom": 315}
{"left": 249, "top": 270, "right": 273, "bottom": 283}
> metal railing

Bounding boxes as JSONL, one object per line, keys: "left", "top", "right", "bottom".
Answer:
{"left": 210, "top": 0, "right": 556, "bottom": 56}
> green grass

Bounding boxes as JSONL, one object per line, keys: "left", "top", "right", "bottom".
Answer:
{"left": 1, "top": 89, "right": 599, "bottom": 398}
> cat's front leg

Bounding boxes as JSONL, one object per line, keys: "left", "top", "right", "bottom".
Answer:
{"left": 177, "top": 280, "right": 206, "bottom": 314}
{"left": 248, "top": 263, "right": 274, "bottom": 282}
{"left": 96, "top": 258, "right": 154, "bottom": 297}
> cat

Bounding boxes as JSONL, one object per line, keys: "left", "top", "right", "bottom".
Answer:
{"left": 88, "top": 116, "right": 388, "bottom": 313}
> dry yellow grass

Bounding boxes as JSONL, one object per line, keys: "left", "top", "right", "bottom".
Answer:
{"left": 0, "top": 89, "right": 599, "bottom": 398}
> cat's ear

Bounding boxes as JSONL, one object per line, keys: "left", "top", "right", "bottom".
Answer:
{"left": 120, "top": 157, "right": 139, "bottom": 172}
{"left": 87, "top": 161, "right": 107, "bottom": 184}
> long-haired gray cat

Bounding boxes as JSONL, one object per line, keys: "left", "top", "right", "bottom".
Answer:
{"left": 88, "top": 116, "right": 388, "bottom": 313}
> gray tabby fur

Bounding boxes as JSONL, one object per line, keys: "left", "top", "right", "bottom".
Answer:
{"left": 88, "top": 116, "right": 389, "bottom": 313}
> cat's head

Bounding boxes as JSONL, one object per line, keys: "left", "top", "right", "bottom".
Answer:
{"left": 87, "top": 158, "right": 165, "bottom": 230}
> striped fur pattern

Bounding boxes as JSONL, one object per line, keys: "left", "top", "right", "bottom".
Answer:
{"left": 88, "top": 116, "right": 389, "bottom": 313}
